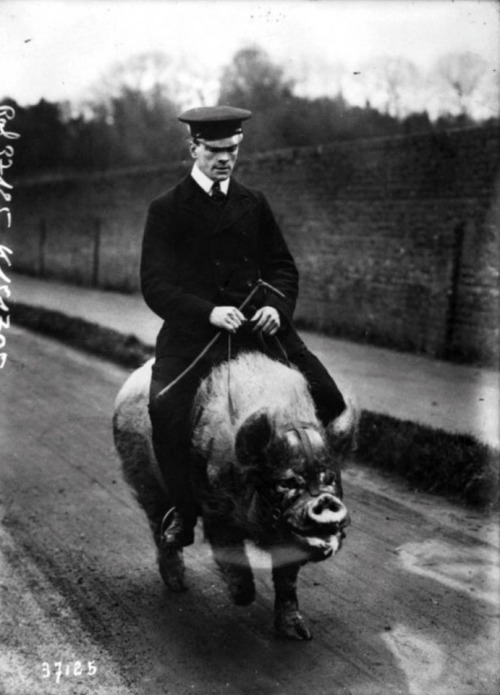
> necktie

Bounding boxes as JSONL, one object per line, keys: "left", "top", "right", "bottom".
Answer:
{"left": 211, "top": 180, "right": 226, "bottom": 206}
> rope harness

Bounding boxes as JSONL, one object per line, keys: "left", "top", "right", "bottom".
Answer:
{"left": 255, "top": 421, "right": 322, "bottom": 529}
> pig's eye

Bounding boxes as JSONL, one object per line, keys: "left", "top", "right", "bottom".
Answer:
{"left": 276, "top": 474, "right": 305, "bottom": 491}
{"left": 319, "top": 470, "right": 337, "bottom": 486}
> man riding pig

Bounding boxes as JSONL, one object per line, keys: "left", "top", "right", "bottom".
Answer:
{"left": 141, "top": 105, "right": 347, "bottom": 547}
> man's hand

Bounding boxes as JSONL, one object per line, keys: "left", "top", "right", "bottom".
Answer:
{"left": 209, "top": 306, "right": 246, "bottom": 333}
{"left": 249, "top": 306, "right": 281, "bottom": 335}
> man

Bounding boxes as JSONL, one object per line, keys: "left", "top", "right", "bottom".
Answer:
{"left": 141, "top": 106, "right": 346, "bottom": 548}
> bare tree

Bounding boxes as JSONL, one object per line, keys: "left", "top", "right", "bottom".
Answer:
{"left": 171, "top": 53, "right": 221, "bottom": 110}
{"left": 87, "top": 51, "right": 219, "bottom": 116}
{"left": 358, "top": 56, "right": 422, "bottom": 118}
{"left": 89, "top": 52, "right": 173, "bottom": 106}
{"left": 78, "top": 52, "right": 192, "bottom": 166}
{"left": 219, "top": 46, "right": 294, "bottom": 110}
{"left": 480, "top": 67, "right": 500, "bottom": 120}
{"left": 292, "top": 53, "right": 346, "bottom": 100}
{"left": 434, "top": 51, "right": 489, "bottom": 117}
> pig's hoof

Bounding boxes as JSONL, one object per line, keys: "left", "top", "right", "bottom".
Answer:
{"left": 275, "top": 611, "right": 312, "bottom": 641}
{"left": 220, "top": 566, "right": 255, "bottom": 605}
{"left": 158, "top": 547, "right": 187, "bottom": 592}
{"left": 229, "top": 576, "right": 255, "bottom": 606}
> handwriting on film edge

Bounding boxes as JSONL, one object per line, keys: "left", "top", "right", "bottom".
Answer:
{"left": 1, "top": 111, "right": 95, "bottom": 684}
{"left": 0, "top": 104, "right": 20, "bottom": 369}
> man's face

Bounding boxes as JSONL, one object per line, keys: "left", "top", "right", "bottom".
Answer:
{"left": 191, "top": 135, "right": 241, "bottom": 181}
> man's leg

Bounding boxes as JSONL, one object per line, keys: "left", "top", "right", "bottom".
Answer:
{"left": 290, "top": 348, "right": 346, "bottom": 427}
{"left": 149, "top": 359, "right": 206, "bottom": 547}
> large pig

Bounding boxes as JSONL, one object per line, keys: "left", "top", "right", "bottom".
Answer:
{"left": 113, "top": 351, "right": 356, "bottom": 640}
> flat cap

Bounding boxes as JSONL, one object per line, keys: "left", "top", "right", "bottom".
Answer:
{"left": 178, "top": 105, "right": 252, "bottom": 140}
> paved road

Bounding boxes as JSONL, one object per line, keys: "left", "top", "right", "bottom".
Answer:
{"left": 1, "top": 327, "right": 498, "bottom": 695}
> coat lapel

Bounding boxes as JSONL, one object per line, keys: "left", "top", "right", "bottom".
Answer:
{"left": 177, "top": 174, "right": 256, "bottom": 234}
{"left": 179, "top": 175, "right": 221, "bottom": 227}
{"left": 216, "top": 179, "right": 255, "bottom": 234}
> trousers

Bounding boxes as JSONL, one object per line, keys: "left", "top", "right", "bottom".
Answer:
{"left": 148, "top": 335, "right": 345, "bottom": 517}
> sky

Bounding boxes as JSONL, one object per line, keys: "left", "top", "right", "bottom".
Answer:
{"left": 1, "top": 0, "right": 499, "bottom": 115}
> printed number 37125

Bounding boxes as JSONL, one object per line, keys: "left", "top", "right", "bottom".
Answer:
{"left": 42, "top": 661, "right": 97, "bottom": 684}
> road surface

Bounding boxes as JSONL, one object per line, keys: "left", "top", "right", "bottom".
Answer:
{"left": 1, "top": 326, "right": 498, "bottom": 695}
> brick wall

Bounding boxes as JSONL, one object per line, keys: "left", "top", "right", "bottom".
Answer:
{"left": 6, "top": 126, "right": 499, "bottom": 365}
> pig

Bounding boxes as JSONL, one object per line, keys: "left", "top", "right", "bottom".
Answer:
{"left": 113, "top": 351, "right": 356, "bottom": 640}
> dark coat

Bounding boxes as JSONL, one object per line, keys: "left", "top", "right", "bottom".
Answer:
{"left": 140, "top": 173, "right": 306, "bottom": 365}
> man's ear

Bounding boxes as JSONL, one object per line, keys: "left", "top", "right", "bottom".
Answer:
{"left": 189, "top": 138, "right": 200, "bottom": 159}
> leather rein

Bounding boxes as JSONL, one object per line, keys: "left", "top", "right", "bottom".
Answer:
{"left": 157, "top": 279, "right": 288, "bottom": 402}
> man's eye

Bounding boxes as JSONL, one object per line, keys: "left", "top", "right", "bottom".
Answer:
{"left": 207, "top": 146, "right": 237, "bottom": 154}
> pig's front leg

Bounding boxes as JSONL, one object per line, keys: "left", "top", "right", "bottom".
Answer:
{"left": 272, "top": 560, "right": 311, "bottom": 640}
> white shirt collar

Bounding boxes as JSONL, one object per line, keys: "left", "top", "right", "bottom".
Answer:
{"left": 191, "top": 163, "right": 230, "bottom": 195}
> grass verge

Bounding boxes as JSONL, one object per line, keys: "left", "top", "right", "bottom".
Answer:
{"left": 357, "top": 411, "right": 498, "bottom": 508}
{"left": 12, "top": 302, "right": 153, "bottom": 369}
{"left": 12, "top": 302, "right": 499, "bottom": 509}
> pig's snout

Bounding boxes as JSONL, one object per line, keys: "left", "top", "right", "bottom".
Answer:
{"left": 306, "top": 494, "right": 349, "bottom": 529}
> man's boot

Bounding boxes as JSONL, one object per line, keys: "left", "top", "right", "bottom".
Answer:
{"left": 152, "top": 441, "right": 198, "bottom": 548}
{"left": 160, "top": 507, "right": 196, "bottom": 548}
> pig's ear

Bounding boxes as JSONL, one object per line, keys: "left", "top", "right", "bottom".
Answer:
{"left": 235, "top": 409, "right": 273, "bottom": 466}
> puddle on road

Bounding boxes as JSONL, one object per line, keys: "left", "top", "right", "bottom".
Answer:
{"left": 396, "top": 538, "right": 500, "bottom": 608}
{"left": 381, "top": 623, "right": 497, "bottom": 695}
{"left": 381, "top": 538, "right": 500, "bottom": 695}
{"left": 381, "top": 624, "right": 445, "bottom": 695}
